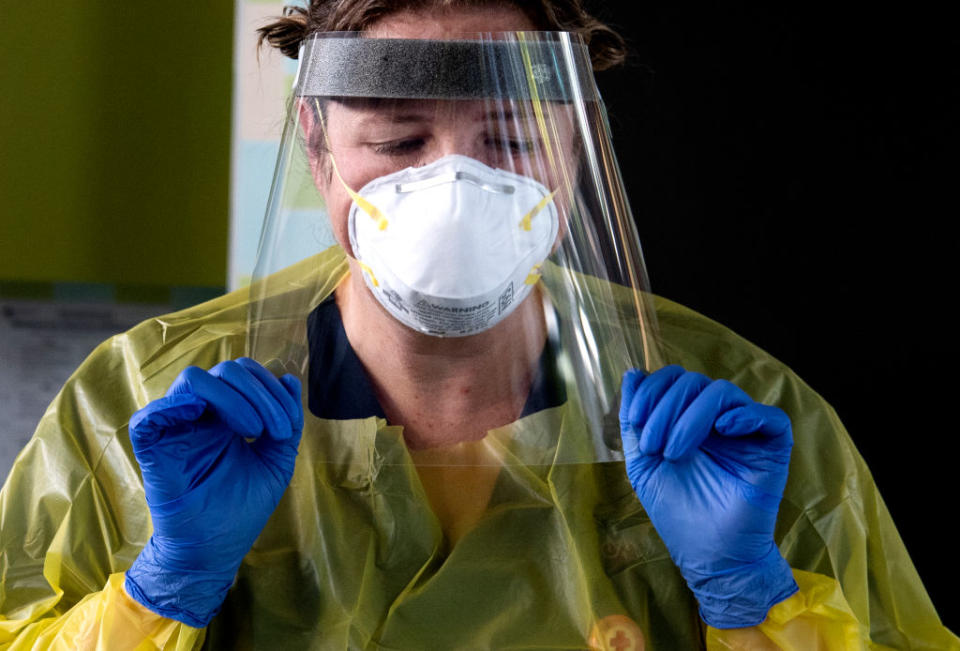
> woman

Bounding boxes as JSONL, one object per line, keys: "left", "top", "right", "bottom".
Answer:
{"left": 0, "top": 1, "right": 954, "bottom": 649}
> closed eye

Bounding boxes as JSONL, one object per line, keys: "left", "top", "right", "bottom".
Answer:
{"left": 493, "top": 137, "right": 535, "bottom": 152}
{"left": 372, "top": 138, "right": 425, "bottom": 156}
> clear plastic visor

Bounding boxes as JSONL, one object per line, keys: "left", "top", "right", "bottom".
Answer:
{"left": 248, "top": 32, "right": 662, "bottom": 469}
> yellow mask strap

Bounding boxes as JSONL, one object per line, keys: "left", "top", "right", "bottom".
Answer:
{"left": 313, "top": 98, "right": 388, "bottom": 232}
{"left": 518, "top": 32, "right": 578, "bottom": 225}
{"left": 519, "top": 190, "right": 558, "bottom": 231}
{"left": 524, "top": 263, "right": 544, "bottom": 286}
{"left": 517, "top": 32, "right": 556, "bottom": 173}
{"left": 357, "top": 260, "right": 380, "bottom": 287}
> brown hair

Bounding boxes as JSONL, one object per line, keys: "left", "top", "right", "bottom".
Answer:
{"left": 257, "top": 0, "right": 627, "bottom": 71}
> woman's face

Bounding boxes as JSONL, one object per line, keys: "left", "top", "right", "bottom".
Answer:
{"left": 304, "top": 5, "right": 579, "bottom": 254}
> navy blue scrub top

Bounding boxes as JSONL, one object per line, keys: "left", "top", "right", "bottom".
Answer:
{"left": 306, "top": 296, "right": 565, "bottom": 421}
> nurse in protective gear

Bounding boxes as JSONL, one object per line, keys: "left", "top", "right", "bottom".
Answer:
{"left": 1, "top": 1, "right": 956, "bottom": 649}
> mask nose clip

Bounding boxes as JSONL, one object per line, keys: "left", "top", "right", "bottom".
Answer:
{"left": 396, "top": 170, "right": 516, "bottom": 195}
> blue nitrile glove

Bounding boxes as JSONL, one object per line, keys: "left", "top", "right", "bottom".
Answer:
{"left": 619, "top": 365, "right": 799, "bottom": 629}
{"left": 124, "top": 357, "right": 303, "bottom": 628}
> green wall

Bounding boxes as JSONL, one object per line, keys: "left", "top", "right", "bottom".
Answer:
{"left": 0, "top": 3, "right": 234, "bottom": 289}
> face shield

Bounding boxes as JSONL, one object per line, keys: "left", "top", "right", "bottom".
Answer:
{"left": 247, "top": 31, "right": 662, "bottom": 468}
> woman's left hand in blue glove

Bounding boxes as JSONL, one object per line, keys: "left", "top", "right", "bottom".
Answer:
{"left": 619, "top": 365, "right": 799, "bottom": 629}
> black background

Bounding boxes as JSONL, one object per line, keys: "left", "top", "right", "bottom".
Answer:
{"left": 593, "top": 2, "right": 956, "bottom": 631}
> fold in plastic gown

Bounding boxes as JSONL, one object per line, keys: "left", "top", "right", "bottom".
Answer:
{"left": 1, "top": 247, "right": 957, "bottom": 650}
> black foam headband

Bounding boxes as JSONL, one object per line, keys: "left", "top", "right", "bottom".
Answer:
{"left": 294, "top": 34, "right": 597, "bottom": 101}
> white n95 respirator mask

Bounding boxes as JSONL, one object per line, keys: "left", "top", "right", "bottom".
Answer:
{"left": 345, "top": 154, "right": 560, "bottom": 337}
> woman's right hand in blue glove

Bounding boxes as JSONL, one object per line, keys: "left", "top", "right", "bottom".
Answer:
{"left": 124, "top": 357, "right": 303, "bottom": 628}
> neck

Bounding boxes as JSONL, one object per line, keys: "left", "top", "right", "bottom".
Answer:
{"left": 336, "top": 260, "right": 546, "bottom": 449}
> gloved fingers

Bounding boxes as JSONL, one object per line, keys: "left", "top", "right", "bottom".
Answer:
{"left": 168, "top": 365, "right": 264, "bottom": 438}
{"left": 128, "top": 394, "right": 207, "bottom": 450}
{"left": 619, "top": 368, "right": 647, "bottom": 424}
{"left": 715, "top": 402, "right": 793, "bottom": 448}
{"left": 623, "top": 448, "right": 660, "bottom": 496}
{"left": 640, "top": 370, "right": 710, "bottom": 455}
{"left": 251, "top": 374, "right": 303, "bottom": 473}
{"left": 278, "top": 373, "right": 305, "bottom": 431}
{"left": 622, "top": 365, "right": 685, "bottom": 441}
{"left": 249, "top": 374, "right": 305, "bottom": 474}
{"left": 619, "top": 369, "right": 647, "bottom": 458}
{"left": 209, "top": 360, "right": 292, "bottom": 441}
{"left": 235, "top": 357, "right": 303, "bottom": 431}
{"left": 664, "top": 379, "right": 752, "bottom": 462}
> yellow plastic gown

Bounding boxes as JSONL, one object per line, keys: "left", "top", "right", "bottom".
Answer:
{"left": 1, "top": 247, "right": 956, "bottom": 650}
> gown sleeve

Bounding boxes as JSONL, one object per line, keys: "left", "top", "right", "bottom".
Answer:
{"left": 706, "top": 569, "right": 917, "bottom": 650}
{"left": 1, "top": 574, "right": 203, "bottom": 650}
